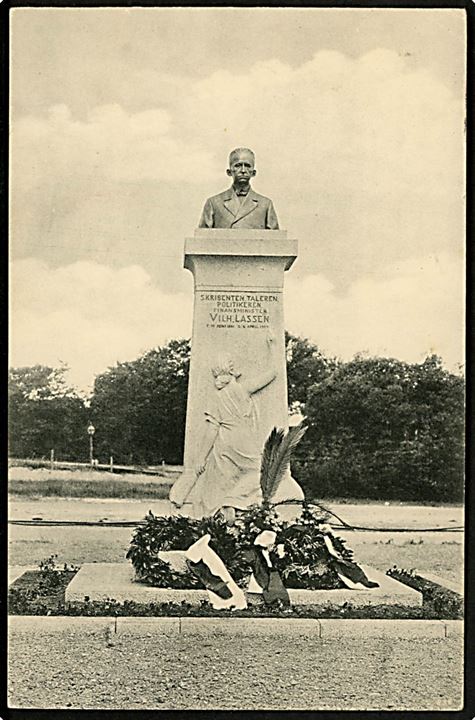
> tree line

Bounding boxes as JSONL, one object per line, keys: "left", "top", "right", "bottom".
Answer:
{"left": 8, "top": 335, "right": 464, "bottom": 502}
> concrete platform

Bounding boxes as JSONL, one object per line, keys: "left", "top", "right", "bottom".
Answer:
{"left": 65, "top": 562, "right": 422, "bottom": 608}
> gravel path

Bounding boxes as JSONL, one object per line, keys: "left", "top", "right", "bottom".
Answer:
{"left": 8, "top": 625, "right": 463, "bottom": 711}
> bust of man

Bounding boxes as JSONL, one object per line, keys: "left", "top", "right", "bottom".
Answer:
{"left": 199, "top": 148, "right": 279, "bottom": 230}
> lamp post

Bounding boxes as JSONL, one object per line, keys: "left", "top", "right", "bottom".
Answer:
{"left": 87, "top": 423, "right": 95, "bottom": 467}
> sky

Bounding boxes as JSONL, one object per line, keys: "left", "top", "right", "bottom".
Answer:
{"left": 9, "top": 7, "right": 466, "bottom": 394}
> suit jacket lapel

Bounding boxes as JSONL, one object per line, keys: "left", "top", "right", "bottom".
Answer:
{"left": 234, "top": 190, "right": 259, "bottom": 224}
{"left": 223, "top": 189, "right": 240, "bottom": 219}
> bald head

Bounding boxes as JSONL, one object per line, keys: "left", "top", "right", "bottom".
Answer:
{"left": 229, "top": 147, "right": 255, "bottom": 166}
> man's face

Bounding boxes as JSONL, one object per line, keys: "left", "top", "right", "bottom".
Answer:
{"left": 227, "top": 151, "right": 256, "bottom": 187}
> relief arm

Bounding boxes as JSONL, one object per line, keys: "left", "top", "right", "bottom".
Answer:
{"left": 195, "top": 419, "right": 219, "bottom": 476}
{"left": 242, "top": 332, "right": 278, "bottom": 395}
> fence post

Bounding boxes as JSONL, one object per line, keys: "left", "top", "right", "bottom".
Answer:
{"left": 50, "top": 449, "right": 54, "bottom": 471}
{"left": 110, "top": 455, "right": 114, "bottom": 473}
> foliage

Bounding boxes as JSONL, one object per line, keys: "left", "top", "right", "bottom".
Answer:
{"left": 127, "top": 506, "right": 353, "bottom": 591}
{"left": 8, "top": 594, "right": 454, "bottom": 619}
{"left": 90, "top": 339, "right": 190, "bottom": 465}
{"left": 260, "top": 424, "right": 307, "bottom": 504}
{"left": 9, "top": 338, "right": 464, "bottom": 503}
{"left": 294, "top": 354, "right": 464, "bottom": 503}
{"left": 285, "top": 332, "right": 336, "bottom": 409}
{"left": 8, "top": 555, "right": 78, "bottom": 615}
{"left": 37, "top": 554, "right": 79, "bottom": 590}
{"left": 7, "top": 556, "right": 462, "bottom": 621}
{"left": 386, "top": 566, "right": 463, "bottom": 619}
{"left": 8, "top": 365, "right": 89, "bottom": 461}
{"left": 37, "top": 554, "right": 67, "bottom": 592}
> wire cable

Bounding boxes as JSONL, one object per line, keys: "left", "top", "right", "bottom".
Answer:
{"left": 8, "top": 518, "right": 463, "bottom": 532}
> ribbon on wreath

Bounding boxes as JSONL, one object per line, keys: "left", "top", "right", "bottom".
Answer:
{"left": 245, "top": 530, "right": 290, "bottom": 607}
{"left": 319, "top": 526, "right": 379, "bottom": 589}
{"left": 185, "top": 534, "right": 247, "bottom": 610}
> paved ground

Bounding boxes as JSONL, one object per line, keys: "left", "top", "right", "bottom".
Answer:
{"left": 8, "top": 623, "right": 463, "bottom": 711}
{"left": 9, "top": 496, "right": 464, "bottom": 527}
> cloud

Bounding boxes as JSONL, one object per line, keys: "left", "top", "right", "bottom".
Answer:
{"left": 9, "top": 47, "right": 465, "bottom": 380}
{"left": 285, "top": 251, "right": 465, "bottom": 371}
{"left": 9, "top": 251, "right": 464, "bottom": 397}
{"left": 179, "top": 48, "right": 462, "bottom": 198}
{"left": 12, "top": 103, "right": 218, "bottom": 188}
{"left": 11, "top": 48, "right": 464, "bottom": 292}
{"left": 9, "top": 259, "right": 193, "bottom": 393}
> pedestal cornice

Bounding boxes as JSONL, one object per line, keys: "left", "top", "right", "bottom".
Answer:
{"left": 185, "top": 229, "right": 297, "bottom": 272}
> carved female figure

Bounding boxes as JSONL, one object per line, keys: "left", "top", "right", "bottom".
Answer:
{"left": 185, "top": 333, "right": 279, "bottom": 520}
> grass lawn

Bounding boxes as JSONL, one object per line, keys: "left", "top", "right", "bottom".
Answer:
{"left": 9, "top": 478, "right": 171, "bottom": 499}
{"left": 9, "top": 466, "right": 172, "bottom": 499}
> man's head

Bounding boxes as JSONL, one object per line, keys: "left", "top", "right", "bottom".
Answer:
{"left": 227, "top": 148, "right": 256, "bottom": 189}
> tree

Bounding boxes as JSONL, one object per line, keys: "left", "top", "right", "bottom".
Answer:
{"left": 8, "top": 365, "right": 89, "bottom": 460}
{"left": 90, "top": 339, "right": 190, "bottom": 465}
{"left": 89, "top": 334, "right": 334, "bottom": 466}
{"left": 294, "top": 354, "right": 464, "bottom": 502}
{"left": 285, "top": 332, "right": 336, "bottom": 410}
{"left": 9, "top": 341, "right": 464, "bottom": 504}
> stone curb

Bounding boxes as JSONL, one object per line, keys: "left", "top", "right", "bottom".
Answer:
{"left": 443, "top": 620, "right": 464, "bottom": 637}
{"left": 7, "top": 615, "right": 463, "bottom": 639}
{"left": 8, "top": 616, "right": 115, "bottom": 633}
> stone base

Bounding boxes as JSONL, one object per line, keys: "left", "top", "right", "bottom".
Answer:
{"left": 65, "top": 563, "right": 422, "bottom": 608}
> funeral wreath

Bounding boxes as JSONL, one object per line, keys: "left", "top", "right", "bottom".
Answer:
{"left": 127, "top": 425, "right": 378, "bottom": 607}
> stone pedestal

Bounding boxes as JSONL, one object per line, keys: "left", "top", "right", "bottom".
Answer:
{"left": 170, "top": 228, "right": 298, "bottom": 512}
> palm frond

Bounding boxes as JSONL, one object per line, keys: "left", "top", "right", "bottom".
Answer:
{"left": 259, "top": 427, "right": 285, "bottom": 499}
{"left": 260, "top": 423, "right": 307, "bottom": 504}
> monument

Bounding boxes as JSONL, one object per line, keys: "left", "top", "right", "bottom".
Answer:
{"left": 170, "top": 148, "right": 304, "bottom": 519}
{"left": 64, "top": 150, "right": 401, "bottom": 611}
{"left": 198, "top": 147, "right": 279, "bottom": 230}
